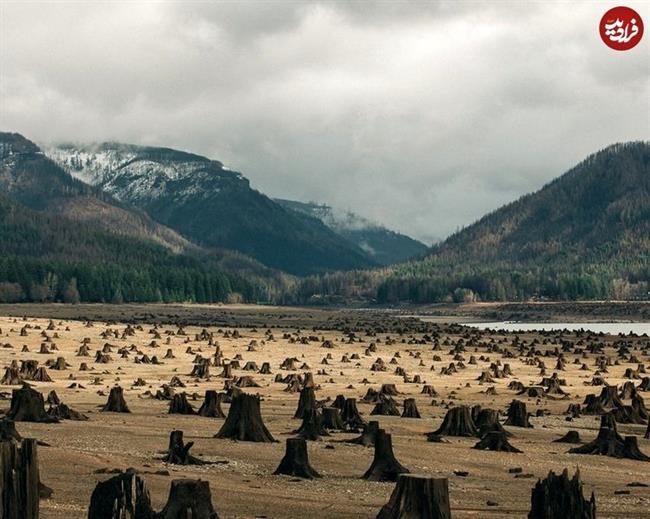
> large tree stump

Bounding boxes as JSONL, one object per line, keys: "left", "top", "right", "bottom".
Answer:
{"left": 376, "top": 474, "right": 451, "bottom": 519}
{"left": 431, "top": 406, "right": 477, "bottom": 437}
{"left": 87, "top": 470, "right": 154, "bottom": 519}
{"left": 0, "top": 439, "right": 40, "bottom": 519}
{"left": 198, "top": 391, "right": 225, "bottom": 418}
{"left": 504, "top": 400, "right": 532, "bottom": 428}
{"left": 341, "top": 398, "right": 365, "bottom": 431}
{"left": 598, "top": 385, "right": 623, "bottom": 409}
{"left": 473, "top": 431, "right": 522, "bottom": 453}
{"left": 321, "top": 407, "right": 346, "bottom": 430}
{"left": 371, "top": 395, "right": 400, "bottom": 416}
{"left": 348, "top": 420, "right": 380, "bottom": 447}
{"left": 294, "top": 386, "right": 316, "bottom": 419}
{"left": 162, "top": 430, "right": 206, "bottom": 465}
{"left": 362, "top": 429, "right": 409, "bottom": 482}
{"left": 401, "top": 398, "right": 421, "bottom": 418}
{"left": 214, "top": 393, "right": 275, "bottom": 442}
{"left": 273, "top": 438, "right": 321, "bottom": 479}
{"left": 528, "top": 468, "right": 595, "bottom": 519}
{"left": 7, "top": 385, "right": 58, "bottom": 423}
{"left": 47, "top": 403, "right": 88, "bottom": 421}
{"left": 157, "top": 479, "right": 219, "bottom": 519}
{"left": 101, "top": 386, "right": 131, "bottom": 413}
{"left": 295, "top": 408, "right": 329, "bottom": 441}
{"left": 168, "top": 393, "right": 196, "bottom": 415}
{"left": 568, "top": 413, "right": 649, "bottom": 460}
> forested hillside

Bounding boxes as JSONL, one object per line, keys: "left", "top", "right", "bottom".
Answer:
{"left": 0, "top": 133, "right": 265, "bottom": 303}
{"left": 288, "top": 142, "right": 650, "bottom": 304}
{"left": 377, "top": 142, "right": 650, "bottom": 303}
{"left": 48, "top": 143, "right": 375, "bottom": 275}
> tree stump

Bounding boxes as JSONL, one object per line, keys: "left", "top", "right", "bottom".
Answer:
{"left": 401, "top": 398, "right": 421, "bottom": 418}
{"left": 341, "top": 398, "right": 365, "bottom": 431}
{"left": 294, "top": 386, "right": 316, "bottom": 419}
{"left": 0, "top": 419, "right": 22, "bottom": 442}
{"left": 431, "top": 405, "right": 477, "bottom": 437}
{"left": 567, "top": 413, "right": 650, "bottom": 460}
{"left": 163, "top": 430, "right": 206, "bottom": 465}
{"left": 47, "top": 403, "right": 88, "bottom": 421}
{"left": 321, "top": 407, "right": 346, "bottom": 431}
{"left": 198, "top": 391, "right": 225, "bottom": 418}
{"left": 0, "top": 439, "right": 40, "bottom": 519}
{"left": 295, "top": 408, "right": 329, "bottom": 441}
{"left": 7, "top": 385, "right": 58, "bottom": 423}
{"left": 473, "top": 431, "right": 522, "bottom": 453}
{"left": 168, "top": 393, "right": 196, "bottom": 415}
{"left": 598, "top": 385, "right": 623, "bottom": 409}
{"left": 371, "top": 395, "right": 400, "bottom": 416}
{"left": 273, "top": 438, "right": 321, "bottom": 479}
{"left": 348, "top": 420, "right": 380, "bottom": 447}
{"left": 214, "top": 393, "right": 275, "bottom": 442}
{"left": 157, "top": 479, "right": 219, "bottom": 519}
{"left": 528, "top": 468, "right": 595, "bottom": 519}
{"left": 101, "top": 386, "right": 131, "bottom": 413}
{"left": 362, "top": 429, "right": 409, "bottom": 482}
{"left": 553, "top": 430, "right": 581, "bottom": 443}
{"left": 504, "top": 400, "right": 532, "bottom": 428}
{"left": 87, "top": 470, "right": 154, "bottom": 519}
{"left": 376, "top": 474, "right": 451, "bottom": 519}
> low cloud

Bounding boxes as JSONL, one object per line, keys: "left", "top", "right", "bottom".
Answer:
{"left": 2, "top": 1, "right": 648, "bottom": 243}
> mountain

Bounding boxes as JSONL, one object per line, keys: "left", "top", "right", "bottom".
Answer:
{"left": 376, "top": 142, "right": 650, "bottom": 303}
{"left": 274, "top": 199, "right": 427, "bottom": 265}
{"left": 46, "top": 143, "right": 375, "bottom": 276}
{"left": 288, "top": 142, "right": 650, "bottom": 304}
{"left": 0, "top": 132, "right": 278, "bottom": 304}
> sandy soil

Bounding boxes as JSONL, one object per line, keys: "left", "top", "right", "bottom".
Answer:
{"left": 0, "top": 309, "right": 648, "bottom": 518}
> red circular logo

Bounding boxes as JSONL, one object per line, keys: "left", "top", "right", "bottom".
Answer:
{"left": 600, "top": 6, "right": 644, "bottom": 50}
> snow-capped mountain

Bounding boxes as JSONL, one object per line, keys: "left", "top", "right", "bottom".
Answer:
{"left": 275, "top": 199, "right": 428, "bottom": 265}
{"left": 46, "top": 143, "right": 375, "bottom": 275}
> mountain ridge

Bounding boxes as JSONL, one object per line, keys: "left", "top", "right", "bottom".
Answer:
{"left": 274, "top": 198, "right": 428, "bottom": 265}
{"left": 47, "top": 142, "right": 376, "bottom": 275}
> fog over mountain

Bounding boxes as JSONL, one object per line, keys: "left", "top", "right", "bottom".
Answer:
{"left": 2, "top": 1, "right": 648, "bottom": 243}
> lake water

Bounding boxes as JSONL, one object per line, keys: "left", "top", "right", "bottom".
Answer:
{"left": 466, "top": 322, "right": 650, "bottom": 335}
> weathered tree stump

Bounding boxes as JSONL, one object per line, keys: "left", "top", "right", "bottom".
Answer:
{"left": 88, "top": 470, "right": 154, "bottom": 519}
{"left": 294, "top": 386, "right": 316, "bottom": 419}
{"left": 7, "top": 385, "right": 58, "bottom": 423}
{"left": 0, "top": 419, "right": 22, "bottom": 442}
{"left": 162, "top": 430, "right": 205, "bottom": 465}
{"left": 473, "top": 431, "right": 522, "bottom": 453}
{"left": 321, "top": 407, "right": 346, "bottom": 430}
{"left": 528, "top": 468, "right": 595, "bottom": 519}
{"left": 101, "top": 386, "right": 131, "bottom": 413}
{"left": 47, "top": 403, "right": 88, "bottom": 421}
{"left": 214, "top": 393, "right": 275, "bottom": 442}
{"left": 273, "top": 438, "right": 321, "bottom": 479}
{"left": 362, "top": 429, "right": 409, "bottom": 482}
{"left": 198, "top": 390, "right": 225, "bottom": 418}
{"left": 401, "top": 398, "right": 421, "bottom": 418}
{"left": 371, "top": 395, "right": 400, "bottom": 416}
{"left": 157, "top": 479, "right": 219, "bottom": 519}
{"left": 295, "top": 408, "right": 329, "bottom": 441}
{"left": 553, "top": 430, "right": 581, "bottom": 443}
{"left": 376, "top": 474, "right": 451, "bottom": 519}
{"left": 168, "top": 393, "right": 196, "bottom": 415}
{"left": 341, "top": 398, "right": 366, "bottom": 431}
{"left": 348, "top": 420, "right": 380, "bottom": 447}
{"left": 0, "top": 439, "right": 40, "bottom": 519}
{"left": 431, "top": 405, "right": 477, "bottom": 437}
{"left": 504, "top": 400, "right": 532, "bottom": 428}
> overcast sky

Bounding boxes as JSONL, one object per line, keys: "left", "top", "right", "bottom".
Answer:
{"left": 2, "top": 1, "right": 648, "bottom": 243}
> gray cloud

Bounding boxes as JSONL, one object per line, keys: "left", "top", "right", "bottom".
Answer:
{"left": 1, "top": 0, "right": 648, "bottom": 244}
